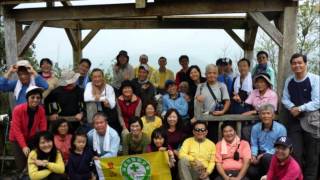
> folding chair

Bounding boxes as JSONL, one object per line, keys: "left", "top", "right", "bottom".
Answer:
{"left": 0, "top": 114, "right": 14, "bottom": 174}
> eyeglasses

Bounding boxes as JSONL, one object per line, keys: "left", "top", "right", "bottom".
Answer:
{"left": 194, "top": 128, "right": 206, "bottom": 132}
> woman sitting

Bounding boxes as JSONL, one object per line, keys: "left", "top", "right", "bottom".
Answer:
{"left": 122, "top": 117, "right": 150, "bottom": 155}
{"left": 261, "top": 136, "right": 303, "bottom": 180}
{"left": 53, "top": 119, "right": 72, "bottom": 163}
{"left": 28, "top": 131, "right": 65, "bottom": 180}
{"left": 215, "top": 121, "right": 251, "bottom": 180}
{"left": 141, "top": 102, "right": 162, "bottom": 139}
{"left": 243, "top": 73, "right": 278, "bottom": 115}
{"left": 117, "top": 80, "right": 142, "bottom": 137}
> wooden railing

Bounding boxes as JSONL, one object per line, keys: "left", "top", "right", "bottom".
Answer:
{"left": 197, "top": 114, "right": 279, "bottom": 138}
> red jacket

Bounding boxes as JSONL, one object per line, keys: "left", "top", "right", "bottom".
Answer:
{"left": 9, "top": 103, "right": 47, "bottom": 148}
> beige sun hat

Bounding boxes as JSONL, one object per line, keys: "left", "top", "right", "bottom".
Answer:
{"left": 16, "top": 60, "right": 31, "bottom": 67}
{"left": 59, "top": 69, "right": 80, "bottom": 86}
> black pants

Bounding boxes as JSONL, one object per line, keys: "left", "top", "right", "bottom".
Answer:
{"left": 12, "top": 140, "right": 35, "bottom": 173}
{"left": 214, "top": 170, "right": 249, "bottom": 180}
{"left": 247, "top": 153, "right": 273, "bottom": 180}
{"left": 287, "top": 115, "right": 320, "bottom": 180}
{"left": 207, "top": 121, "right": 219, "bottom": 143}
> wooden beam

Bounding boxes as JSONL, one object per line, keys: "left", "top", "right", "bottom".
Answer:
{"left": 244, "top": 22, "right": 258, "bottom": 61}
{"left": 248, "top": 12, "right": 284, "bottom": 47}
{"left": 81, "top": 29, "right": 99, "bottom": 49}
{"left": 1, "top": 0, "right": 80, "bottom": 5}
{"left": 277, "top": 5, "right": 298, "bottom": 122}
{"left": 40, "top": 18, "right": 248, "bottom": 29}
{"left": 17, "top": 21, "right": 44, "bottom": 57}
{"left": 60, "top": 1, "right": 72, "bottom": 6}
{"left": 46, "top": 2, "right": 54, "bottom": 7}
{"left": 15, "top": 23, "right": 23, "bottom": 42}
{"left": 10, "top": 0, "right": 294, "bottom": 21}
{"left": 136, "top": 0, "right": 146, "bottom": 9}
{"left": 224, "top": 29, "right": 245, "bottom": 49}
{"left": 65, "top": 28, "right": 78, "bottom": 49}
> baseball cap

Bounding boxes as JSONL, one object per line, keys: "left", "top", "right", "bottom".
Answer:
{"left": 274, "top": 136, "right": 293, "bottom": 148}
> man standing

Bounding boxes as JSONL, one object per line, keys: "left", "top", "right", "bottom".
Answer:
{"left": 150, "top": 56, "right": 174, "bottom": 94}
{"left": 178, "top": 121, "right": 216, "bottom": 180}
{"left": 77, "top": 58, "right": 92, "bottom": 89}
{"left": 252, "top": 51, "right": 276, "bottom": 87}
{"left": 131, "top": 64, "right": 156, "bottom": 108}
{"left": 134, "top": 54, "right": 155, "bottom": 79}
{"left": 282, "top": 53, "right": 320, "bottom": 180}
{"left": 175, "top": 55, "right": 190, "bottom": 85}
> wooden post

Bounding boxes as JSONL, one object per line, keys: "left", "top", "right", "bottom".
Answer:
{"left": 277, "top": 5, "right": 298, "bottom": 121}
{"left": 65, "top": 28, "right": 82, "bottom": 69}
{"left": 3, "top": 10, "right": 18, "bottom": 108}
{"left": 73, "top": 29, "right": 82, "bottom": 69}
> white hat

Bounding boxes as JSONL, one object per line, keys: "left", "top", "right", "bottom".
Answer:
{"left": 16, "top": 60, "right": 31, "bottom": 67}
{"left": 26, "top": 86, "right": 44, "bottom": 98}
{"left": 59, "top": 69, "right": 80, "bottom": 86}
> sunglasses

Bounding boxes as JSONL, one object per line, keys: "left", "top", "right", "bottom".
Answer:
{"left": 194, "top": 128, "right": 206, "bottom": 132}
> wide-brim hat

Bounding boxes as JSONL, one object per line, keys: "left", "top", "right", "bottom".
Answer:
{"left": 254, "top": 73, "right": 272, "bottom": 87}
{"left": 300, "top": 110, "right": 320, "bottom": 138}
{"left": 59, "top": 69, "right": 80, "bottom": 86}
{"left": 26, "top": 86, "right": 44, "bottom": 98}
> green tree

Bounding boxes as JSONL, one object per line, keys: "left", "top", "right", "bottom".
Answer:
{"left": 256, "top": 0, "right": 320, "bottom": 75}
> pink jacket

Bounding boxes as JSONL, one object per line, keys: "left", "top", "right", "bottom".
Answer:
{"left": 267, "top": 155, "right": 303, "bottom": 180}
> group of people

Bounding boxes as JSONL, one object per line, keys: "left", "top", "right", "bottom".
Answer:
{"left": 0, "top": 50, "right": 319, "bottom": 180}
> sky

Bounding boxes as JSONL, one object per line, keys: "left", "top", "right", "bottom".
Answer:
{"left": 16, "top": 0, "right": 250, "bottom": 74}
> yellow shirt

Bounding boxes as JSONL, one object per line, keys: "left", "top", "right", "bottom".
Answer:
{"left": 150, "top": 69, "right": 174, "bottom": 89}
{"left": 134, "top": 65, "right": 155, "bottom": 80}
{"left": 28, "top": 150, "right": 65, "bottom": 180}
{"left": 141, "top": 116, "right": 163, "bottom": 139}
{"left": 179, "top": 137, "right": 216, "bottom": 174}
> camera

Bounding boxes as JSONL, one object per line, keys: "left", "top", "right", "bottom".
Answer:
{"left": 215, "top": 103, "right": 224, "bottom": 111}
{"left": 0, "top": 114, "right": 9, "bottom": 122}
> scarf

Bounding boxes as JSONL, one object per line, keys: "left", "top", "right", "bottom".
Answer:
{"left": 221, "top": 135, "right": 240, "bottom": 155}
{"left": 233, "top": 72, "right": 253, "bottom": 94}
{"left": 13, "top": 76, "right": 36, "bottom": 100}
{"left": 92, "top": 128, "right": 110, "bottom": 155}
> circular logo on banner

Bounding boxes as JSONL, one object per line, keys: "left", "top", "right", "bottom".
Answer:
{"left": 120, "top": 157, "right": 151, "bottom": 180}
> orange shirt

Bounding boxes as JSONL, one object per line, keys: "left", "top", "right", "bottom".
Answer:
{"left": 215, "top": 140, "right": 251, "bottom": 171}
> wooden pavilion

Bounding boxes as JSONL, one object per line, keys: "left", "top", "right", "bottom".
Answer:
{"left": 0, "top": 0, "right": 298, "bottom": 120}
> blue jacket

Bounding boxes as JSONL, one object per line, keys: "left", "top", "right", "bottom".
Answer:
{"left": 0, "top": 75, "right": 48, "bottom": 105}
{"left": 162, "top": 92, "right": 188, "bottom": 118}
